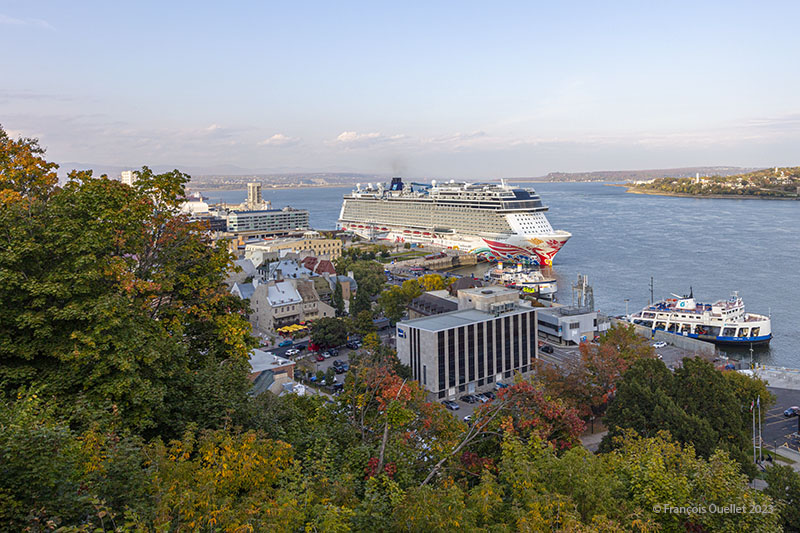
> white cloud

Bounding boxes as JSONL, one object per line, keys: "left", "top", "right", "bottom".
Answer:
{"left": 259, "top": 133, "right": 300, "bottom": 147}
{"left": 0, "top": 14, "right": 54, "bottom": 30}
{"left": 330, "top": 131, "right": 409, "bottom": 148}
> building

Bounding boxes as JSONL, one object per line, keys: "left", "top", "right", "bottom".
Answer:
{"left": 227, "top": 207, "right": 309, "bottom": 236}
{"left": 396, "top": 286, "right": 538, "bottom": 399}
{"left": 120, "top": 170, "right": 136, "bottom": 186}
{"left": 249, "top": 348, "right": 295, "bottom": 396}
{"left": 244, "top": 231, "right": 342, "bottom": 261}
{"left": 407, "top": 290, "right": 458, "bottom": 319}
{"left": 537, "top": 306, "right": 611, "bottom": 344}
{"left": 295, "top": 279, "right": 336, "bottom": 321}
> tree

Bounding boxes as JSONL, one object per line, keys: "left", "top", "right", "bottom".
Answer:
{"left": 310, "top": 317, "right": 348, "bottom": 349}
{"left": 0, "top": 128, "right": 257, "bottom": 434}
{"left": 764, "top": 464, "right": 800, "bottom": 531}
{"left": 600, "top": 357, "right": 763, "bottom": 477}
{"left": 333, "top": 277, "right": 345, "bottom": 316}
{"left": 351, "top": 284, "right": 373, "bottom": 316}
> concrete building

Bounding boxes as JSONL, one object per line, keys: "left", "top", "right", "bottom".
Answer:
{"left": 227, "top": 207, "right": 309, "bottom": 236}
{"left": 396, "top": 287, "right": 538, "bottom": 399}
{"left": 407, "top": 290, "right": 458, "bottom": 319}
{"left": 120, "top": 170, "right": 136, "bottom": 186}
{"left": 537, "top": 306, "right": 611, "bottom": 345}
{"left": 244, "top": 231, "right": 342, "bottom": 261}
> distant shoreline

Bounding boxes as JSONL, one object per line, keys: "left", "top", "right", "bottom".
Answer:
{"left": 186, "top": 183, "right": 353, "bottom": 192}
{"left": 615, "top": 185, "right": 800, "bottom": 201}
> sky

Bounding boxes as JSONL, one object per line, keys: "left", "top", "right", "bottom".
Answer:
{"left": 2, "top": 1, "right": 799, "bottom": 179}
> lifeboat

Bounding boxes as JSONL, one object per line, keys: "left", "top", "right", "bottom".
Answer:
{"left": 423, "top": 232, "right": 431, "bottom": 236}
{"left": 413, "top": 231, "right": 421, "bottom": 235}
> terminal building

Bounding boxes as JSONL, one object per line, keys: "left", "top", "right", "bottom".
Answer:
{"left": 396, "top": 287, "right": 538, "bottom": 399}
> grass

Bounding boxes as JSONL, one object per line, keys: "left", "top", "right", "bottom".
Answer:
{"left": 765, "top": 449, "right": 796, "bottom": 465}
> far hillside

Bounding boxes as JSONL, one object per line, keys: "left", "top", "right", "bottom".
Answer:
{"left": 627, "top": 167, "right": 800, "bottom": 198}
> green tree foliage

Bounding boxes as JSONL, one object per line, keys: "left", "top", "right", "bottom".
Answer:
{"left": 764, "top": 464, "right": 800, "bottom": 531}
{"left": 377, "top": 275, "right": 449, "bottom": 323}
{"left": 600, "top": 357, "right": 771, "bottom": 478}
{"left": 0, "top": 128, "right": 257, "bottom": 434}
{"left": 310, "top": 316, "right": 349, "bottom": 348}
{"left": 333, "top": 277, "right": 345, "bottom": 316}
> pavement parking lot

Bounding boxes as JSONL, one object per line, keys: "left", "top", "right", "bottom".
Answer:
{"left": 761, "top": 387, "right": 800, "bottom": 453}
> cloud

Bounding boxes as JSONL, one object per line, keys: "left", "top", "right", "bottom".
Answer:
{"left": 0, "top": 14, "right": 54, "bottom": 30}
{"left": 259, "top": 133, "right": 300, "bottom": 147}
{"left": 329, "top": 131, "right": 409, "bottom": 148}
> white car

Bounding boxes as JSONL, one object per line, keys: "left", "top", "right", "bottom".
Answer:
{"left": 285, "top": 348, "right": 300, "bottom": 356}
{"left": 652, "top": 341, "right": 667, "bottom": 349}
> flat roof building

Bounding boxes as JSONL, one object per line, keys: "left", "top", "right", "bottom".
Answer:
{"left": 227, "top": 207, "right": 309, "bottom": 235}
{"left": 396, "top": 286, "right": 538, "bottom": 399}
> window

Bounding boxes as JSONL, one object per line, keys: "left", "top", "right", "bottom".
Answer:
{"left": 458, "top": 327, "right": 466, "bottom": 384}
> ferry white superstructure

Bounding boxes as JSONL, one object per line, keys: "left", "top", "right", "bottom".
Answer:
{"left": 337, "top": 178, "right": 571, "bottom": 265}
{"left": 626, "top": 291, "right": 772, "bottom": 346}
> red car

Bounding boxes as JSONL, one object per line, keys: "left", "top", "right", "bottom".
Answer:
{"left": 315, "top": 353, "right": 325, "bottom": 362}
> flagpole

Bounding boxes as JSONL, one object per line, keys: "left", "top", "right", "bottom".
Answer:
{"left": 758, "top": 395, "right": 763, "bottom": 463}
{"left": 752, "top": 399, "right": 756, "bottom": 464}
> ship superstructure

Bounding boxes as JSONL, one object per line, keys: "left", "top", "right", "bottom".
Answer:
{"left": 337, "top": 178, "right": 570, "bottom": 265}
{"left": 626, "top": 291, "right": 772, "bottom": 346}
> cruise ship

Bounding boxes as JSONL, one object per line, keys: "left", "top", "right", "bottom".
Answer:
{"left": 337, "top": 178, "right": 571, "bottom": 265}
{"left": 626, "top": 291, "right": 772, "bottom": 346}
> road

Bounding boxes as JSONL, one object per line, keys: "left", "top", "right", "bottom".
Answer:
{"left": 761, "top": 387, "right": 800, "bottom": 454}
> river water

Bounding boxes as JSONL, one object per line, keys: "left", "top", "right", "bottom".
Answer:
{"left": 201, "top": 183, "right": 800, "bottom": 367}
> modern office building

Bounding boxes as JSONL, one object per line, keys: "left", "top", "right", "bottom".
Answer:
{"left": 396, "top": 287, "right": 538, "bottom": 399}
{"left": 226, "top": 207, "right": 309, "bottom": 236}
{"left": 120, "top": 170, "right": 137, "bottom": 186}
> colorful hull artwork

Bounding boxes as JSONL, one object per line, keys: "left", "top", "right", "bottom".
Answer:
{"left": 471, "top": 235, "right": 570, "bottom": 266}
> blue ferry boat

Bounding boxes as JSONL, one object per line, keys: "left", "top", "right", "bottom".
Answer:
{"left": 627, "top": 291, "right": 772, "bottom": 346}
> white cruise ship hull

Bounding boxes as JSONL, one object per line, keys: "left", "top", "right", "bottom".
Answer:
{"left": 338, "top": 179, "right": 570, "bottom": 265}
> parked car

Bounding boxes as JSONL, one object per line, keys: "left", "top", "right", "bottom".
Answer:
{"left": 652, "top": 341, "right": 667, "bottom": 348}
{"left": 784, "top": 406, "right": 800, "bottom": 417}
{"left": 482, "top": 390, "right": 496, "bottom": 400}
{"left": 540, "top": 345, "right": 554, "bottom": 354}
{"left": 295, "top": 344, "right": 307, "bottom": 351}
{"left": 315, "top": 353, "right": 325, "bottom": 362}
{"left": 463, "top": 415, "right": 473, "bottom": 424}
{"left": 346, "top": 341, "right": 359, "bottom": 349}
{"left": 494, "top": 382, "right": 508, "bottom": 390}
{"left": 285, "top": 348, "right": 300, "bottom": 357}
{"left": 441, "top": 400, "right": 460, "bottom": 411}
{"left": 321, "top": 351, "right": 332, "bottom": 359}
{"left": 474, "top": 393, "right": 490, "bottom": 403}
{"left": 460, "top": 394, "right": 478, "bottom": 404}
{"left": 333, "top": 360, "right": 349, "bottom": 373}
{"left": 329, "top": 348, "right": 339, "bottom": 357}
{"left": 278, "top": 340, "right": 293, "bottom": 347}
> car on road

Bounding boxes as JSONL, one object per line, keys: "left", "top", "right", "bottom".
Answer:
{"left": 285, "top": 348, "right": 300, "bottom": 357}
{"left": 652, "top": 341, "right": 667, "bottom": 348}
{"left": 278, "top": 340, "right": 293, "bottom": 347}
{"left": 442, "top": 400, "right": 460, "bottom": 411}
{"left": 784, "top": 406, "right": 800, "bottom": 417}
{"left": 315, "top": 353, "right": 325, "bottom": 362}
{"left": 540, "top": 345, "right": 554, "bottom": 354}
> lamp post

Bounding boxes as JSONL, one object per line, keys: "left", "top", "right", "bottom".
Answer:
{"left": 624, "top": 298, "right": 630, "bottom": 318}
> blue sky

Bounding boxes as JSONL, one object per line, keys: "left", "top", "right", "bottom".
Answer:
{"left": 2, "top": 1, "right": 799, "bottom": 178}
